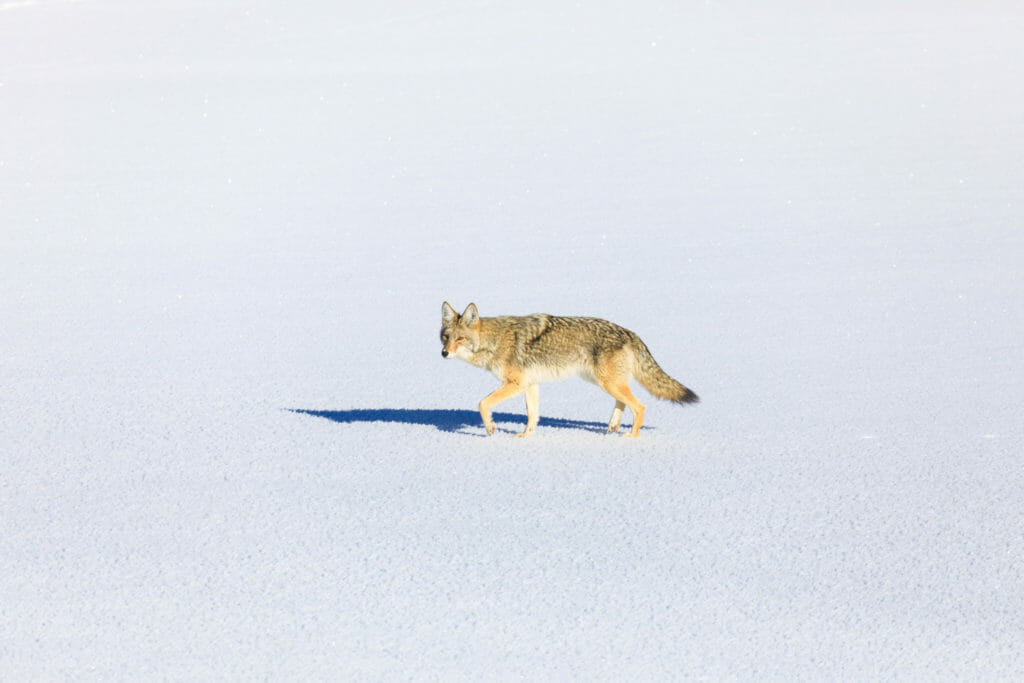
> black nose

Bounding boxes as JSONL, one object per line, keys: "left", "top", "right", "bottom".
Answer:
{"left": 441, "top": 349, "right": 448, "bottom": 358}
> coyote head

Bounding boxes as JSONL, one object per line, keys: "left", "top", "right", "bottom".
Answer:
{"left": 440, "top": 302, "right": 480, "bottom": 359}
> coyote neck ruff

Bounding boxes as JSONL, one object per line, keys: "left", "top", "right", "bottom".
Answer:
{"left": 440, "top": 301, "right": 698, "bottom": 438}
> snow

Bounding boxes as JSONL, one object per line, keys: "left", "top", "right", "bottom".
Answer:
{"left": 2, "top": 0, "right": 1023, "bottom": 678}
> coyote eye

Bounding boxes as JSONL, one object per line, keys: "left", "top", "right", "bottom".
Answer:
{"left": 456, "top": 336, "right": 466, "bottom": 343}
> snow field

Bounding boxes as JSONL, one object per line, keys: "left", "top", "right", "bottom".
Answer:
{"left": 2, "top": 0, "right": 1023, "bottom": 678}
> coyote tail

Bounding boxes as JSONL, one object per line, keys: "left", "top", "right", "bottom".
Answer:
{"left": 632, "top": 339, "right": 700, "bottom": 404}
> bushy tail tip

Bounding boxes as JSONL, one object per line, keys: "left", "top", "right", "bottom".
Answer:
{"left": 676, "top": 387, "right": 700, "bottom": 404}
{"left": 639, "top": 368, "right": 699, "bottom": 405}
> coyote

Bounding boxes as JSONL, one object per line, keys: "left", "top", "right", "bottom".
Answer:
{"left": 440, "top": 302, "right": 698, "bottom": 437}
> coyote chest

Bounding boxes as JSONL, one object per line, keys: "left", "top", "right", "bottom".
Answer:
{"left": 440, "top": 302, "right": 698, "bottom": 438}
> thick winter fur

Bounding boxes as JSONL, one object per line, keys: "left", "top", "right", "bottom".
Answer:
{"left": 440, "top": 302, "right": 698, "bottom": 438}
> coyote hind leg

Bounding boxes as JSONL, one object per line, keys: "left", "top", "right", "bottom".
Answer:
{"left": 607, "top": 400, "right": 626, "bottom": 433}
{"left": 600, "top": 382, "right": 645, "bottom": 438}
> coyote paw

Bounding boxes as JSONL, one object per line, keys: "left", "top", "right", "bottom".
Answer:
{"left": 515, "top": 429, "right": 535, "bottom": 438}
{"left": 484, "top": 422, "right": 497, "bottom": 436}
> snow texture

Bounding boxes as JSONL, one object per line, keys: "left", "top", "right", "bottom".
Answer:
{"left": 2, "top": 0, "right": 1023, "bottom": 678}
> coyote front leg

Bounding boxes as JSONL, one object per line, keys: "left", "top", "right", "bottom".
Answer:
{"left": 479, "top": 381, "right": 526, "bottom": 435}
{"left": 516, "top": 384, "right": 540, "bottom": 438}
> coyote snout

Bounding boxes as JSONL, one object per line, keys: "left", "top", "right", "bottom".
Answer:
{"left": 440, "top": 301, "right": 698, "bottom": 438}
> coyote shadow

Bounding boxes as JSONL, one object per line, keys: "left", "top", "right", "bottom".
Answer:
{"left": 289, "top": 408, "right": 612, "bottom": 435}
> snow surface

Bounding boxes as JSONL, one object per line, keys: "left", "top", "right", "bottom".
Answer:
{"left": 2, "top": 0, "right": 1023, "bottom": 678}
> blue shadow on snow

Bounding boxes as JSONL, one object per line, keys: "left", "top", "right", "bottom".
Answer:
{"left": 289, "top": 408, "right": 611, "bottom": 435}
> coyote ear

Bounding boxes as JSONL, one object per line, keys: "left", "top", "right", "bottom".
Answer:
{"left": 461, "top": 303, "right": 479, "bottom": 326}
{"left": 442, "top": 301, "right": 458, "bottom": 325}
